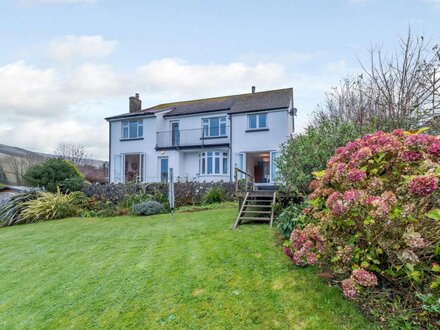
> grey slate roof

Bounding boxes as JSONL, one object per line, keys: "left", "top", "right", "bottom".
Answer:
{"left": 105, "top": 88, "right": 292, "bottom": 120}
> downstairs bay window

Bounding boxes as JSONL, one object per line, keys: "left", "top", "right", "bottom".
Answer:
{"left": 199, "top": 151, "right": 229, "bottom": 175}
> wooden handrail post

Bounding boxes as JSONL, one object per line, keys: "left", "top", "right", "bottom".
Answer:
{"left": 234, "top": 167, "right": 238, "bottom": 193}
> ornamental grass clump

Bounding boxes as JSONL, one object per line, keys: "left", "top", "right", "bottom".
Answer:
{"left": 20, "top": 189, "right": 81, "bottom": 223}
{"left": 302, "top": 129, "right": 440, "bottom": 327}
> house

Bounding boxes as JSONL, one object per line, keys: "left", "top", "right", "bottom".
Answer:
{"left": 105, "top": 87, "right": 295, "bottom": 187}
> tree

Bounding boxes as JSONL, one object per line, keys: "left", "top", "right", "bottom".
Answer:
{"left": 276, "top": 119, "right": 360, "bottom": 197}
{"left": 0, "top": 153, "right": 43, "bottom": 185}
{"left": 24, "top": 158, "right": 84, "bottom": 193}
{"left": 55, "top": 143, "right": 92, "bottom": 167}
{"left": 318, "top": 29, "right": 440, "bottom": 134}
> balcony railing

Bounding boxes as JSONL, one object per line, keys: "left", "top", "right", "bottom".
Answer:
{"left": 156, "top": 127, "right": 230, "bottom": 149}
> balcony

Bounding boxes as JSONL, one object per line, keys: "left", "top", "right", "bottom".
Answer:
{"left": 156, "top": 127, "right": 230, "bottom": 149}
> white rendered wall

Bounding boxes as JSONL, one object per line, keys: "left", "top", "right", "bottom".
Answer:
{"left": 231, "top": 110, "right": 290, "bottom": 154}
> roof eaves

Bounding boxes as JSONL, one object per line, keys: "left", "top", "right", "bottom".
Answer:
{"left": 163, "top": 108, "right": 231, "bottom": 118}
{"left": 104, "top": 112, "right": 156, "bottom": 121}
{"left": 228, "top": 106, "right": 289, "bottom": 115}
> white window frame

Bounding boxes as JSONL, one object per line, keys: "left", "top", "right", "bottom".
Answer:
{"left": 199, "top": 150, "right": 229, "bottom": 176}
{"left": 247, "top": 113, "right": 268, "bottom": 130}
{"left": 121, "top": 120, "right": 144, "bottom": 139}
{"left": 114, "top": 153, "right": 145, "bottom": 183}
{"left": 202, "top": 116, "right": 227, "bottom": 137}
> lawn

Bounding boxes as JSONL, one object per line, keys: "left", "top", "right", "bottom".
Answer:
{"left": 0, "top": 207, "right": 373, "bottom": 329}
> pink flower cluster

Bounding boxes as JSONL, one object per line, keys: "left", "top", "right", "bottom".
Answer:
{"left": 407, "top": 176, "right": 438, "bottom": 197}
{"left": 288, "top": 225, "right": 325, "bottom": 267}
{"left": 352, "top": 269, "right": 378, "bottom": 286}
{"left": 404, "top": 134, "right": 437, "bottom": 148}
{"left": 342, "top": 269, "right": 378, "bottom": 299}
{"left": 403, "top": 226, "right": 426, "bottom": 249}
{"left": 347, "top": 169, "right": 367, "bottom": 183}
{"left": 364, "top": 191, "right": 398, "bottom": 219}
{"left": 428, "top": 142, "right": 440, "bottom": 158}
{"left": 342, "top": 278, "right": 357, "bottom": 299}
{"left": 401, "top": 151, "right": 423, "bottom": 162}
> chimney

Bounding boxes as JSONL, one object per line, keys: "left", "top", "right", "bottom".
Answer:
{"left": 129, "top": 93, "right": 142, "bottom": 113}
{"left": 251, "top": 86, "right": 256, "bottom": 93}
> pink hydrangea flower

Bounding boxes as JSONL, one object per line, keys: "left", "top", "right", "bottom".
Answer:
{"left": 404, "top": 134, "right": 435, "bottom": 147}
{"left": 347, "top": 169, "right": 367, "bottom": 182}
{"left": 331, "top": 200, "right": 348, "bottom": 215}
{"left": 407, "top": 176, "right": 439, "bottom": 197}
{"left": 391, "top": 129, "right": 405, "bottom": 137}
{"left": 325, "top": 191, "right": 343, "bottom": 209}
{"left": 351, "top": 269, "right": 378, "bottom": 287}
{"left": 342, "top": 278, "right": 357, "bottom": 299}
{"left": 403, "top": 227, "right": 426, "bottom": 249}
{"left": 428, "top": 142, "right": 440, "bottom": 158}
{"left": 306, "top": 253, "right": 318, "bottom": 265}
{"left": 343, "top": 190, "right": 360, "bottom": 202}
{"left": 283, "top": 246, "right": 293, "bottom": 259}
{"left": 401, "top": 151, "right": 423, "bottom": 162}
{"left": 350, "top": 147, "right": 373, "bottom": 164}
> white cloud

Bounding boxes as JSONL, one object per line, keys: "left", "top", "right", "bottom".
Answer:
{"left": 137, "top": 58, "right": 288, "bottom": 99}
{"left": 0, "top": 60, "right": 125, "bottom": 159}
{"left": 48, "top": 35, "right": 117, "bottom": 63}
{"left": 0, "top": 61, "right": 62, "bottom": 116}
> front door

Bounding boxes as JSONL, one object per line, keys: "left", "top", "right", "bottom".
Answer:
{"left": 171, "top": 122, "right": 180, "bottom": 147}
{"left": 159, "top": 157, "right": 169, "bottom": 183}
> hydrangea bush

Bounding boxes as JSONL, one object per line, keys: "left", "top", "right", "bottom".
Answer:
{"left": 286, "top": 129, "right": 440, "bottom": 326}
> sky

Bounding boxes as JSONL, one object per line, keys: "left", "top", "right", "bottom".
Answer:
{"left": 0, "top": 0, "right": 439, "bottom": 160}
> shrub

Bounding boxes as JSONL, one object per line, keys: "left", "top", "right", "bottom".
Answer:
{"left": 132, "top": 201, "right": 166, "bottom": 216}
{"left": 20, "top": 189, "right": 81, "bottom": 223}
{"left": 202, "top": 187, "right": 226, "bottom": 205}
{"left": 120, "top": 192, "right": 153, "bottom": 208}
{"left": 60, "top": 177, "right": 85, "bottom": 193}
{"left": 276, "top": 119, "right": 360, "bottom": 197}
{"left": 0, "top": 190, "right": 40, "bottom": 226}
{"left": 303, "top": 129, "right": 440, "bottom": 327}
{"left": 276, "top": 203, "right": 310, "bottom": 239}
{"left": 24, "top": 158, "right": 84, "bottom": 193}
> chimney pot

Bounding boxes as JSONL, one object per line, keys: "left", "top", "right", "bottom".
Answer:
{"left": 251, "top": 86, "right": 256, "bottom": 93}
{"left": 129, "top": 93, "right": 142, "bottom": 113}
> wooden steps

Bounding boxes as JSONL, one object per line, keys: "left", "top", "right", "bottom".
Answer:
{"left": 233, "top": 191, "right": 277, "bottom": 229}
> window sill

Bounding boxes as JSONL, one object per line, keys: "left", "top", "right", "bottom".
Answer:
{"left": 120, "top": 137, "right": 144, "bottom": 141}
{"left": 245, "top": 128, "right": 269, "bottom": 132}
{"left": 198, "top": 174, "right": 229, "bottom": 177}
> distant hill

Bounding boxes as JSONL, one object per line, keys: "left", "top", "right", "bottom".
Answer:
{"left": 0, "top": 144, "right": 106, "bottom": 167}
{"left": 0, "top": 144, "right": 107, "bottom": 185}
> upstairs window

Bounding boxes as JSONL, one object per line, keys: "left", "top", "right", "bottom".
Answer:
{"left": 202, "top": 116, "right": 227, "bottom": 137}
{"left": 122, "top": 120, "right": 143, "bottom": 139}
{"left": 248, "top": 113, "right": 267, "bottom": 130}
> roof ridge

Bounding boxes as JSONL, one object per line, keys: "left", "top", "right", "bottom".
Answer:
{"left": 143, "top": 87, "right": 292, "bottom": 111}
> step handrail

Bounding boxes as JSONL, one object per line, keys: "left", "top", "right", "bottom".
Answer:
{"left": 234, "top": 167, "right": 255, "bottom": 193}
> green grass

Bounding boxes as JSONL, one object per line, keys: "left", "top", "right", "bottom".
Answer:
{"left": 0, "top": 207, "right": 373, "bottom": 329}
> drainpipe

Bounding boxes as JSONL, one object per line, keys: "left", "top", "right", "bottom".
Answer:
{"left": 229, "top": 114, "right": 233, "bottom": 182}
{"left": 108, "top": 121, "right": 111, "bottom": 183}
